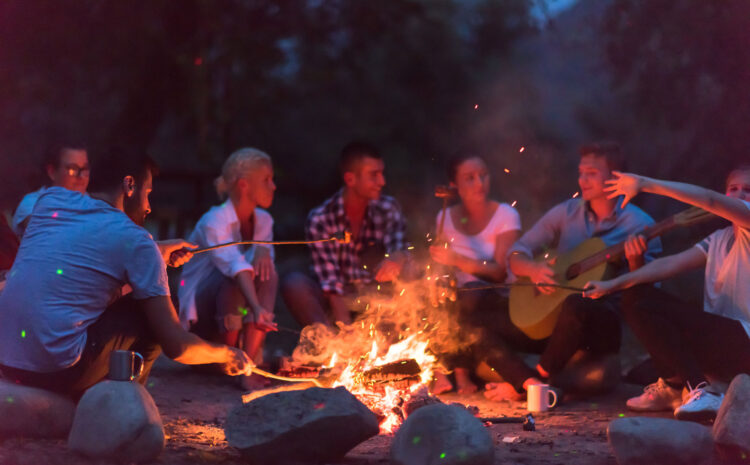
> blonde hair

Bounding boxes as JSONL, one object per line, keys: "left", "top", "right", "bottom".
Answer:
{"left": 215, "top": 147, "right": 272, "bottom": 200}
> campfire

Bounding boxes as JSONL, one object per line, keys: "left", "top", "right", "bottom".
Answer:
{"left": 269, "top": 277, "right": 475, "bottom": 434}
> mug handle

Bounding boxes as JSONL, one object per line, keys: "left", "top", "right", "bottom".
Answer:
{"left": 548, "top": 389, "right": 558, "bottom": 408}
{"left": 132, "top": 352, "right": 145, "bottom": 381}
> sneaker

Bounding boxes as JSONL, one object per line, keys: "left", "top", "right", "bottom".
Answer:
{"left": 674, "top": 382, "right": 724, "bottom": 422}
{"left": 626, "top": 378, "right": 683, "bottom": 412}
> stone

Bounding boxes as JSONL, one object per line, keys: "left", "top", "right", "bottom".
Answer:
{"left": 608, "top": 417, "right": 713, "bottom": 465}
{"left": 391, "top": 404, "right": 493, "bottom": 465}
{"left": 713, "top": 373, "right": 750, "bottom": 460}
{"left": 0, "top": 379, "right": 76, "bottom": 438}
{"left": 225, "top": 386, "right": 379, "bottom": 465}
{"left": 68, "top": 380, "right": 164, "bottom": 463}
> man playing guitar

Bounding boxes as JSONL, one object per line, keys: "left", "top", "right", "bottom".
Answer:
{"left": 484, "top": 141, "right": 661, "bottom": 401}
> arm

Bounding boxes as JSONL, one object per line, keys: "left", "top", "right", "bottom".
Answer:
{"left": 375, "top": 199, "right": 409, "bottom": 282}
{"left": 235, "top": 269, "right": 277, "bottom": 331}
{"left": 430, "top": 230, "right": 519, "bottom": 282}
{"left": 584, "top": 246, "right": 706, "bottom": 299}
{"left": 141, "top": 296, "right": 253, "bottom": 374}
{"left": 307, "top": 213, "right": 345, "bottom": 294}
{"left": 607, "top": 171, "right": 750, "bottom": 229}
{"left": 507, "top": 205, "right": 563, "bottom": 293}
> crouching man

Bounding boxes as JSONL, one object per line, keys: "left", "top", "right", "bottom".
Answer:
{"left": 0, "top": 150, "right": 253, "bottom": 399}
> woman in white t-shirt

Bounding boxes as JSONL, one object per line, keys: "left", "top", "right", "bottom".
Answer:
{"left": 585, "top": 165, "right": 750, "bottom": 422}
{"left": 429, "top": 153, "right": 521, "bottom": 394}
{"left": 179, "top": 148, "right": 278, "bottom": 391}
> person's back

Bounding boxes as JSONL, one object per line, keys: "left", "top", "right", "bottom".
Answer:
{"left": 0, "top": 187, "right": 166, "bottom": 372}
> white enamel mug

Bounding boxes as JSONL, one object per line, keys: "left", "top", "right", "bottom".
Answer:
{"left": 527, "top": 383, "right": 557, "bottom": 412}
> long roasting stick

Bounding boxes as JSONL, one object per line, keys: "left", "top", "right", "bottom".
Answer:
{"left": 457, "top": 282, "right": 587, "bottom": 293}
{"left": 246, "top": 366, "right": 323, "bottom": 387}
{"left": 192, "top": 233, "right": 350, "bottom": 254}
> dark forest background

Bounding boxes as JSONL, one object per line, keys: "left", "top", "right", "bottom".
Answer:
{"left": 1, "top": 0, "right": 748, "bottom": 304}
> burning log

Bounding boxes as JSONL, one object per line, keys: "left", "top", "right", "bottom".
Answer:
{"left": 361, "top": 359, "right": 421, "bottom": 383}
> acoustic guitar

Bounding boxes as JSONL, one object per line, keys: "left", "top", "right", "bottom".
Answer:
{"left": 509, "top": 207, "right": 714, "bottom": 340}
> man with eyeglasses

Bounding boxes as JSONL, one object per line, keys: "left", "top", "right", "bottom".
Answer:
{"left": 11, "top": 141, "right": 90, "bottom": 238}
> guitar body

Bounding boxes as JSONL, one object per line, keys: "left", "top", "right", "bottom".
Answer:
{"left": 509, "top": 237, "right": 611, "bottom": 340}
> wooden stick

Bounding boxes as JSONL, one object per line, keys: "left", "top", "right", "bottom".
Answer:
{"left": 192, "top": 234, "right": 348, "bottom": 254}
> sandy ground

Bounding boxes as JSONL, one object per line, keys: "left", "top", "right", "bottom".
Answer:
{"left": 0, "top": 355, "right": 677, "bottom": 465}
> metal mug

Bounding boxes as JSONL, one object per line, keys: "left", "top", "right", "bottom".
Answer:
{"left": 109, "top": 350, "right": 144, "bottom": 381}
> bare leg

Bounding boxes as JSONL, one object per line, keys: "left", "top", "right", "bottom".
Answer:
{"left": 280, "top": 272, "right": 329, "bottom": 327}
{"left": 241, "top": 270, "right": 278, "bottom": 391}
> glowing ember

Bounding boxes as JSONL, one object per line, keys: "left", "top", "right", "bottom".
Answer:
{"left": 519, "top": 146, "right": 525, "bottom": 153}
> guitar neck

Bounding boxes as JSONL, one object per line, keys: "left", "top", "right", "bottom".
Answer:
{"left": 570, "top": 217, "right": 676, "bottom": 277}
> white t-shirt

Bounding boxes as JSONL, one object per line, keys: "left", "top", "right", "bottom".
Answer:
{"left": 0, "top": 187, "right": 169, "bottom": 372}
{"left": 435, "top": 203, "right": 521, "bottom": 286}
{"left": 695, "top": 199, "right": 750, "bottom": 338}
{"left": 178, "top": 199, "right": 274, "bottom": 328}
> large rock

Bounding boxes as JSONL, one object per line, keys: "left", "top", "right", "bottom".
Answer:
{"left": 225, "top": 386, "right": 379, "bottom": 465}
{"left": 713, "top": 373, "right": 750, "bottom": 460}
{"left": 608, "top": 417, "right": 713, "bottom": 465}
{"left": 391, "top": 404, "right": 493, "bottom": 465}
{"left": 68, "top": 380, "right": 164, "bottom": 463}
{"left": 0, "top": 379, "right": 76, "bottom": 438}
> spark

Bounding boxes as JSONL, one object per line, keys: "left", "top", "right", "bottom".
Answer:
{"left": 377, "top": 285, "right": 381, "bottom": 291}
{"left": 363, "top": 265, "right": 367, "bottom": 270}
{"left": 400, "top": 288, "right": 406, "bottom": 296}
{"left": 504, "top": 168, "right": 510, "bottom": 173}
{"left": 384, "top": 253, "right": 390, "bottom": 258}
{"left": 407, "top": 246, "right": 415, "bottom": 250}
{"left": 572, "top": 191, "right": 580, "bottom": 198}
{"left": 482, "top": 260, "right": 487, "bottom": 265}
{"left": 450, "top": 237, "right": 455, "bottom": 242}
{"left": 519, "top": 146, "right": 525, "bottom": 153}
{"left": 511, "top": 200, "right": 517, "bottom": 207}
{"left": 474, "top": 104, "right": 478, "bottom": 109}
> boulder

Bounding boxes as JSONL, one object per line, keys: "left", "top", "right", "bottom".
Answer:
{"left": 68, "top": 380, "right": 164, "bottom": 463}
{"left": 391, "top": 404, "right": 493, "bottom": 465}
{"left": 713, "top": 373, "right": 750, "bottom": 460}
{"left": 608, "top": 417, "right": 713, "bottom": 465}
{"left": 225, "top": 386, "right": 379, "bottom": 465}
{"left": 0, "top": 379, "right": 76, "bottom": 438}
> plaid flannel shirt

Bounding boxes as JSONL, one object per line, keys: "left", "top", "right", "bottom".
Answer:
{"left": 306, "top": 189, "right": 408, "bottom": 294}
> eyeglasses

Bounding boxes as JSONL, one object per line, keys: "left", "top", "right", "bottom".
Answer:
{"left": 65, "top": 164, "right": 90, "bottom": 178}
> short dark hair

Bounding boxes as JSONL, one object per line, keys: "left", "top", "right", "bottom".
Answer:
{"left": 447, "top": 151, "right": 487, "bottom": 182}
{"left": 579, "top": 141, "right": 626, "bottom": 172}
{"left": 339, "top": 141, "right": 381, "bottom": 176}
{"left": 88, "top": 148, "right": 159, "bottom": 192}
{"left": 43, "top": 140, "right": 88, "bottom": 169}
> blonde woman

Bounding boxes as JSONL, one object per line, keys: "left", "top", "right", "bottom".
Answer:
{"left": 179, "top": 148, "right": 278, "bottom": 390}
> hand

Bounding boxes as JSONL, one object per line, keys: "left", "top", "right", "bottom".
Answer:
{"left": 252, "top": 246, "right": 275, "bottom": 282}
{"left": 223, "top": 346, "right": 255, "bottom": 376}
{"left": 157, "top": 239, "right": 197, "bottom": 268}
{"left": 583, "top": 280, "right": 617, "bottom": 299}
{"left": 429, "top": 244, "right": 459, "bottom": 267}
{"left": 253, "top": 307, "right": 278, "bottom": 332}
{"left": 605, "top": 171, "right": 644, "bottom": 208}
{"left": 624, "top": 234, "right": 648, "bottom": 266}
{"left": 527, "top": 261, "right": 558, "bottom": 295}
{"left": 374, "top": 257, "right": 404, "bottom": 282}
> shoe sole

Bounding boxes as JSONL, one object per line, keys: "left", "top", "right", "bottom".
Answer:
{"left": 674, "top": 409, "right": 717, "bottom": 423}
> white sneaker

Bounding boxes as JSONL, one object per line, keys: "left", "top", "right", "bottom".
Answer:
{"left": 626, "top": 378, "right": 683, "bottom": 412}
{"left": 674, "top": 382, "right": 724, "bottom": 422}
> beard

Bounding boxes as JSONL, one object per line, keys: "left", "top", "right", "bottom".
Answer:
{"left": 123, "top": 193, "right": 147, "bottom": 227}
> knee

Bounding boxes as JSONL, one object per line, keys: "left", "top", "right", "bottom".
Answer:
{"left": 218, "top": 279, "right": 246, "bottom": 306}
{"left": 558, "top": 294, "right": 586, "bottom": 323}
{"left": 280, "top": 272, "right": 313, "bottom": 296}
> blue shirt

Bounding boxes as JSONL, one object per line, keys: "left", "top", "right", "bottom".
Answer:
{"left": 0, "top": 188, "right": 169, "bottom": 372}
{"left": 508, "top": 198, "right": 661, "bottom": 273}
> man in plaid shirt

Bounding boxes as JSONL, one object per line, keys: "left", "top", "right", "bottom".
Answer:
{"left": 281, "top": 141, "right": 409, "bottom": 326}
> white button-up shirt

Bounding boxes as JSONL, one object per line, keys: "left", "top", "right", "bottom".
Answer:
{"left": 178, "top": 199, "right": 274, "bottom": 328}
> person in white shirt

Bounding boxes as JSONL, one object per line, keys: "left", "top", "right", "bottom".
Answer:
{"left": 12, "top": 141, "right": 90, "bottom": 238}
{"left": 179, "top": 148, "right": 278, "bottom": 391}
{"left": 428, "top": 153, "right": 521, "bottom": 395}
{"left": 585, "top": 165, "right": 750, "bottom": 421}
{"left": 0, "top": 151, "right": 253, "bottom": 399}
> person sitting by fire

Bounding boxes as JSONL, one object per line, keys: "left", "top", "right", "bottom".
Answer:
{"left": 482, "top": 142, "right": 662, "bottom": 401}
{"left": 12, "top": 140, "right": 90, "bottom": 238}
{"left": 584, "top": 166, "right": 750, "bottom": 421}
{"left": 428, "top": 152, "right": 521, "bottom": 395}
{"left": 281, "top": 141, "right": 410, "bottom": 327}
{"left": 0, "top": 150, "right": 253, "bottom": 399}
{"left": 178, "top": 148, "right": 278, "bottom": 391}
